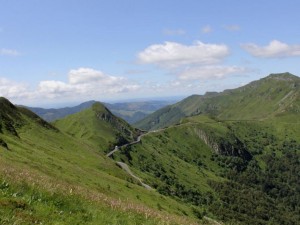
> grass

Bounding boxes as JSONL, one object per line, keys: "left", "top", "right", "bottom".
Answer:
{"left": 0, "top": 172, "right": 173, "bottom": 225}
{"left": 54, "top": 102, "right": 139, "bottom": 153}
{"left": 117, "top": 113, "right": 300, "bottom": 224}
{"left": 135, "top": 72, "right": 300, "bottom": 131}
{"left": 2, "top": 82, "right": 300, "bottom": 225}
{"left": 0, "top": 100, "right": 204, "bottom": 224}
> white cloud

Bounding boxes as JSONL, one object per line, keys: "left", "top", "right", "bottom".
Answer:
{"left": 178, "top": 66, "right": 246, "bottom": 80}
{"left": 37, "top": 68, "right": 139, "bottom": 99}
{"left": 241, "top": 40, "right": 300, "bottom": 58}
{"left": 0, "top": 48, "right": 21, "bottom": 56}
{"left": 224, "top": 25, "right": 240, "bottom": 31}
{"left": 0, "top": 68, "right": 140, "bottom": 102}
{"left": 163, "top": 29, "right": 186, "bottom": 36}
{"left": 138, "top": 41, "right": 229, "bottom": 68}
{"left": 0, "top": 78, "right": 31, "bottom": 99}
{"left": 68, "top": 68, "right": 115, "bottom": 84}
{"left": 202, "top": 25, "right": 213, "bottom": 34}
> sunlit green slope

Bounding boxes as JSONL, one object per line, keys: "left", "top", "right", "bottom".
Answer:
{"left": 54, "top": 102, "right": 140, "bottom": 153}
{"left": 135, "top": 72, "right": 300, "bottom": 130}
{"left": 0, "top": 97, "right": 204, "bottom": 225}
{"left": 117, "top": 114, "right": 300, "bottom": 224}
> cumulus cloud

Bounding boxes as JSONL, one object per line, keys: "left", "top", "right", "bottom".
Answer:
{"left": 37, "top": 68, "right": 139, "bottom": 99}
{"left": 163, "top": 28, "right": 186, "bottom": 36}
{"left": 202, "top": 25, "right": 213, "bottom": 34}
{"left": 138, "top": 41, "right": 229, "bottom": 68}
{"left": 241, "top": 40, "right": 300, "bottom": 58}
{"left": 0, "top": 68, "right": 140, "bottom": 102}
{"left": 69, "top": 68, "right": 104, "bottom": 84}
{"left": 178, "top": 66, "right": 246, "bottom": 80}
{"left": 0, "top": 78, "right": 31, "bottom": 99}
{"left": 0, "top": 48, "right": 21, "bottom": 56}
{"left": 137, "top": 41, "right": 247, "bottom": 84}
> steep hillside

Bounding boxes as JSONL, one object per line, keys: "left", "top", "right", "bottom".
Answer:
{"left": 0, "top": 97, "right": 206, "bottom": 225}
{"left": 135, "top": 72, "right": 300, "bottom": 130}
{"left": 53, "top": 102, "right": 141, "bottom": 153}
{"left": 115, "top": 114, "right": 300, "bottom": 224}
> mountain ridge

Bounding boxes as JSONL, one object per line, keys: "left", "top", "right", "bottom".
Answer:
{"left": 26, "top": 100, "right": 174, "bottom": 124}
{"left": 1, "top": 72, "right": 300, "bottom": 224}
{"left": 135, "top": 72, "right": 300, "bottom": 130}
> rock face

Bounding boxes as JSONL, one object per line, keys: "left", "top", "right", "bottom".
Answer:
{"left": 91, "top": 102, "right": 140, "bottom": 146}
{"left": 194, "top": 128, "right": 252, "bottom": 160}
{"left": 0, "top": 97, "right": 22, "bottom": 137}
{"left": 97, "top": 111, "right": 133, "bottom": 137}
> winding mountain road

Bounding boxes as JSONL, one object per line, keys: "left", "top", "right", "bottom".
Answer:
{"left": 106, "top": 128, "right": 168, "bottom": 157}
{"left": 116, "top": 162, "right": 152, "bottom": 190}
{"left": 106, "top": 124, "right": 224, "bottom": 224}
{"left": 105, "top": 124, "right": 198, "bottom": 190}
{"left": 106, "top": 132, "right": 153, "bottom": 190}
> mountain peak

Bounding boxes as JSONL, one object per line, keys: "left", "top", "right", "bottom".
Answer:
{"left": 92, "top": 102, "right": 108, "bottom": 112}
{"left": 0, "top": 97, "right": 22, "bottom": 122}
{"left": 0, "top": 97, "right": 17, "bottom": 110}
{"left": 266, "top": 72, "right": 299, "bottom": 81}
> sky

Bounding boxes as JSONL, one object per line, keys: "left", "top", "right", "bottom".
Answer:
{"left": 1, "top": 0, "right": 300, "bottom": 107}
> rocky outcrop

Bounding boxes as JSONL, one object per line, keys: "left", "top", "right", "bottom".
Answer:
{"left": 97, "top": 112, "right": 133, "bottom": 137}
{"left": 194, "top": 128, "right": 252, "bottom": 160}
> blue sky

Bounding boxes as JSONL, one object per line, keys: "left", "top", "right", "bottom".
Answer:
{"left": 1, "top": 0, "right": 300, "bottom": 107}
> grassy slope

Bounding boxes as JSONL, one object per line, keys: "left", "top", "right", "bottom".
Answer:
{"left": 54, "top": 102, "right": 140, "bottom": 153}
{"left": 117, "top": 114, "right": 300, "bottom": 224}
{"left": 0, "top": 99, "right": 203, "bottom": 225}
{"left": 135, "top": 72, "right": 300, "bottom": 130}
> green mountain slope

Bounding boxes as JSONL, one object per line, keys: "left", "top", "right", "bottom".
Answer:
{"left": 0, "top": 97, "right": 205, "bottom": 225}
{"left": 135, "top": 72, "right": 300, "bottom": 130}
{"left": 116, "top": 114, "right": 300, "bottom": 224}
{"left": 1, "top": 72, "right": 299, "bottom": 225}
{"left": 53, "top": 102, "right": 141, "bottom": 153}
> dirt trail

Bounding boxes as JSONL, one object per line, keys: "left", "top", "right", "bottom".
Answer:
{"left": 116, "top": 162, "right": 152, "bottom": 190}
{"left": 106, "top": 133, "right": 153, "bottom": 190}
{"left": 105, "top": 124, "right": 196, "bottom": 190}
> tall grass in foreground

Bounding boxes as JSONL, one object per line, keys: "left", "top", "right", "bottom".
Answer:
{"left": 0, "top": 161, "right": 203, "bottom": 225}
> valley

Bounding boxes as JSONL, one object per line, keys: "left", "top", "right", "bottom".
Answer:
{"left": 0, "top": 73, "right": 299, "bottom": 225}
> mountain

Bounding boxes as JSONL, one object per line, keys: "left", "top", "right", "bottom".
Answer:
{"left": 53, "top": 102, "right": 141, "bottom": 152}
{"left": 0, "top": 97, "right": 204, "bottom": 225}
{"left": 1, "top": 72, "right": 299, "bottom": 225}
{"left": 135, "top": 72, "right": 300, "bottom": 130}
{"left": 115, "top": 113, "right": 300, "bottom": 224}
{"left": 27, "top": 100, "right": 173, "bottom": 124}
{"left": 105, "top": 100, "right": 175, "bottom": 124}
{"left": 26, "top": 100, "right": 97, "bottom": 122}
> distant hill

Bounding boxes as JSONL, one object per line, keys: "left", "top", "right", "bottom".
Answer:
{"left": 27, "top": 100, "right": 173, "bottom": 124}
{"left": 135, "top": 72, "right": 300, "bottom": 130}
{"left": 26, "top": 100, "right": 96, "bottom": 122}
